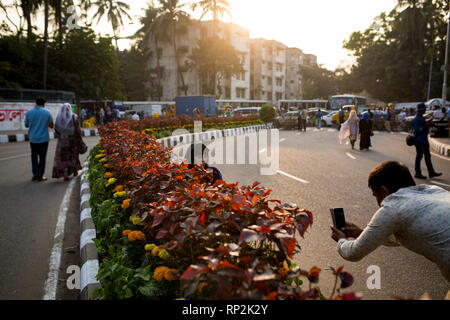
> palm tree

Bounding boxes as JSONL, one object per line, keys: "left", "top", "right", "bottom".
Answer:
{"left": 191, "top": 0, "right": 231, "bottom": 33}
{"left": 20, "top": 0, "right": 41, "bottom": 41}
{"left": 91, "top": 0, "right": 132, "bottom": 49}
{"left": 191, "top": 0, "right": 231, "bottom": 96}
{"left": 154, "top": 0, "right": 191, "bottom": 96}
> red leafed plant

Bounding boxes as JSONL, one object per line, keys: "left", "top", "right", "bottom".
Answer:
{"left": 93, "top": 119, "right": 357, "bottom": 300}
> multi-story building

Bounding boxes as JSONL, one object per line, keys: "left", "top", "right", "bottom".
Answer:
{"left": 146, "top": 20, "right": 317, "bottom": 105}
{"left": 146, "top": 20, "right": 251, "bottom": 101}
{"left": 286, "top": 47, "right": 304, "bottom": 100}
{"left": 250, "top": 39, "right": 287, "bottom": 105}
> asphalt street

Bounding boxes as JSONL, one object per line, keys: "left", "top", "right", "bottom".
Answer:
{"left": 211, "top": 127, "right": 450, "bottom": 300}
{"left": 0, "top": 136, "right": 99, "bottom": 300}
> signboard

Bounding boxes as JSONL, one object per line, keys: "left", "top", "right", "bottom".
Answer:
{"left": 0, "top": 102, "right": 62, "bottom": 131}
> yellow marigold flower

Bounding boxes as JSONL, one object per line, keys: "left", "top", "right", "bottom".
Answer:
{"left": 122, "top": 198, "right": 131, "bottom": 209}
{"left": 151, "top": 247, "right": 160, "bottom": 256}
{"left": 144, "top": 244, "right": 156, "bottom": 251}
{"left": 99, "top": 158, "right": 107, "bottom": 163}
{"left": 158, "top": 249, "right": 170, "bottom": 260}
{"left": 99, "top": 149, "right": 105, "bottom": 153}
{"left": 105, "top": 177, "right": 117, "bottom": 187}
{"left": 95, "top": 154, "right": 105, "bottom": 159}
{"left": 114, "top": 191, "right": 127, "bottom": 198}
{"left": 130, "top": 216, "right": 141, "bottom": 225}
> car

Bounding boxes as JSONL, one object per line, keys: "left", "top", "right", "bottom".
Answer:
{"left": 322, "top": 111, "right": 337, "bottom": 127}
{"left": 331, "top": 105, "right": 357, "bottom": 125}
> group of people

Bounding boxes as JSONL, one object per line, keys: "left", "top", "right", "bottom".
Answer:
{"left": 297, "top": 108, "right": 324, "bottom": 131}
{"left": 80, "top": 105, "right": 121, "bottom": 127}
{"left": 339, "top": 110, "right": 373, "bottom": 151}
{"left": 25, "top": 97, "right": 83, "bottom": 182}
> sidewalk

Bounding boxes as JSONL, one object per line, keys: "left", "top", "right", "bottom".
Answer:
{"left": 429, "top": 137, "right": 450, "bottom": 157}
{"left": 0, "top": 127, "right": 100, "bottom": 144}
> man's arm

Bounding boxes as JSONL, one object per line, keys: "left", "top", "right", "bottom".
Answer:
{"left": 48, "top": 113, "right": 54, "bottom": 129}
{"left": 333, "top": 206, "right": 401, "bottom": 262}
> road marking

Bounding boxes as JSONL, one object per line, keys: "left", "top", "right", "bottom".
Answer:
{"left": 328, "top": 129, "right": 335, "bottom": 132}
{"left": 346, "top": 152, "right": 356, "bottom": 160}
{"left": 429, "top": 180, "right": 450, "bottom": 188}
{"left": 0, "top": 153, "right": 30, "bottom": 161}
{"left": 431, "top": 152, "right": 450, "bottom": 162}
{"left": 43, "top": 178, "right": 77, "bottom": 300}
{"left": 276, "top": 170, "right": 309, "bottom": 184}
{"left": 280, "top": 138, "right": 286, "bottom": 142}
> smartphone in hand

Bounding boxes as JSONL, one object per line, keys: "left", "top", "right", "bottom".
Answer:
{"left": 330, "top": 208, "right": 346, "bottom": 232}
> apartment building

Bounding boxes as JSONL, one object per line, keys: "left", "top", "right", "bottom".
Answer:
{"left": 146, "top": 20, "right": 317, "bottom": 104}
{"left": 286, "top": 47, "right": 304, "bottom": 100}
{"left": 250, "top": 39, "right": 287, "bottom": 105}
{"left": 146, "top": 20, "right": 251, "bottom": 101}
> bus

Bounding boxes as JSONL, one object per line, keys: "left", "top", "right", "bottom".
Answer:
{"left": 329, "top": 94, "right": 367, "bottom": 112}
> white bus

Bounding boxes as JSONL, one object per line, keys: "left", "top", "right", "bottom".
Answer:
{"left": 329, "top": 94, "right": 367, "bottom": 112}
{"left": 277, "top": 99, "right": 328, "bottom": 113}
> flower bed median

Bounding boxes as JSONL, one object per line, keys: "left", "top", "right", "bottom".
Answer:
{"left": 87, "top": 117, "right": 357, "bottom": 300}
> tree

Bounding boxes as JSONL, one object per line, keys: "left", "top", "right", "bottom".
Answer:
{"left": 189, "top": 36, "right": 243, "bottom": 96}
{"left": 298, "top": 64, "right": 339, "bottom": 100}
{"left": 191, "top": 0, "right": 231, "bottom": 96}
{"left": 343, "top": 0, "right": 450, "bottom": 102}
{"left": 118, "top": 45, "right": 149, "bottom": 101}
{"left": 20, "top": 0, "right": 41, "bottom": 41}
{"left": 91, "top": 0, "right": 132, "bottom": 49}
{"left": 154, "top": 0, "right": 191, "bottom": 96}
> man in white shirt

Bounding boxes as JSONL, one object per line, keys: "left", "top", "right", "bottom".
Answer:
{"left": 330, "top": 161, "right": 450, "bottom": 282}
{"left": 131, "top": 111, "right": 140, "bottom": 120}
{"left": 433, "top": 106, "right": 444, "bottom": 119}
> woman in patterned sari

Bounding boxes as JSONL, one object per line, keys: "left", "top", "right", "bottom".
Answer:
{"left": 52, "top": 103, "right": 82, "bottom": 180}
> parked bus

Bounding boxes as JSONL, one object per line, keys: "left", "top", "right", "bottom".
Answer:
{"left": 329, "top": 94, "right": 367, "bottom": 112}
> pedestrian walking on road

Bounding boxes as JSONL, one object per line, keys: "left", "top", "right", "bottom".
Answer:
{"left": 339, "top": 110, "right": 359, "bottom": 149}
{"left": 316, "top": 109, "right": 323, "bottom": 129}
{"left": 297, "top": 108, "right": 306, "bottom": 131}
{"left": 25, "top": 97, "right": 54, "bottom": 182}
{"left": 330, "top": 161, "right": 450, "bottom": 282}
{"left": 359, "top": 112, "right": 373, "bottom": 151}
{"left": 52, "top": 103, "right": 82, "bottom": 181}
{"left": 412, "top": 103, "right": 442, "bottom": 179}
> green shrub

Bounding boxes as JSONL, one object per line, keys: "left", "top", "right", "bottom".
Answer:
{"left": 259, "top": 105, "right": 277, "bottom": 123}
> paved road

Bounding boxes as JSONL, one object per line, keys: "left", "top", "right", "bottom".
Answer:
{"left": 211, "top": 128, "right": 450, "bottom": 300}
{"left": 0, "top": 136, "right": 99, "bottom": 300}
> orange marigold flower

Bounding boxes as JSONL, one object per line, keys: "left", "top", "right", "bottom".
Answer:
{"left": 113, "top": 185, "right": 124, "bottom": 193}
{"left": 164, "top": 268, "right": 178, "bottom": 281}
{"left": 104, "top": 172, "right": 113, "bottom": 179}
{"left": 103, "top": 164, "right": 109, "bottom": 168}
{"left": 122, "top": 198, "right": 131, "bottom": 209}
{"left": 153, "top": 266, "right": 169, "bottom": 282}
{"left": 122, "top": 230, "right": 131, "bottom": 236}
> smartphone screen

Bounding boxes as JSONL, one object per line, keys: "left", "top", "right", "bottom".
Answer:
{"left": 330, "top": 208, "right": 346, "bottom": 231}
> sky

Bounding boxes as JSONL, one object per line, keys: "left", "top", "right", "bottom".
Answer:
{"left": 111, "top": 0, "right": 398, "bottom": 71}
{"left": 2, "top": 0, "right": 398, "bottom": 70}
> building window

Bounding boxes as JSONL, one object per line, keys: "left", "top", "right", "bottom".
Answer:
{"left": 267, "top": 77, "right": 272, "bottom": 85}
{"left": 225, "top": 87, "right": 231, "bottom": 99}
{"left": 276, "top": 77, "right": 282, "bottom": 86}
{"left": 276, "top": 92, "right": 282, "bottom": 101}
{"left": 276, "top": 63, "right": 283, "bottom": 72}
{"left": 267, "top": 91, "right": 272, "bottom": 100}
{"left": 236, "top": 88, "right": 246, "bottom": 98}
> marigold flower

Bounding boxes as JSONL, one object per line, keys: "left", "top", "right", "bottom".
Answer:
{"left": 151, "top": 247, "right": 160, "bottom": 256}
{"left": 127, "top": 230, "right": 145, "bottom": 242}
{"left": 144, "top": 244, "right": 156, "bottom": 251}
{"left": 104, "top": 172, "right": 113, "bottom": 179}
{"left": 113, "top": 185, "right": 124, "bottom": 192}
{"left": 164, "top": 268, "right": 178, "bottom": 281}
{"left": 99, "top": 158, "right": 107, "bottom": 163}
{"left": 95, "top": 154, "right": 105, "bottom": 159}
{"left": 153, "top": 266, "right": 168, "bottom": 282}
{"left": 158, "top": 249, "right": 170, "bottom": 260}
{"left": 103, "top": 164, "right": 109, "bottom": 168}
{"left": 122, "top": 230, "right": 131, "bottom": 236}
{"left": 122, "top": 198, "right": 131, "bottom": 209}
{"left": 114, "top": 191, "right": 127, "bottom": 198}
{"left": 130, "top": 216, "right": 141, "bottom": 225}
{"left": 105, "top": 177, "right": 117, "bottom": 187}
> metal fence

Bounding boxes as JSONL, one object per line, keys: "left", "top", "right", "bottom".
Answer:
{"left": 0, "top": 88, "right": 76, "bottom": 103}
